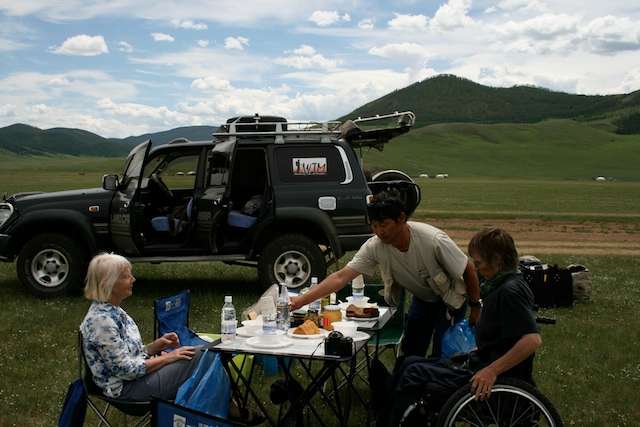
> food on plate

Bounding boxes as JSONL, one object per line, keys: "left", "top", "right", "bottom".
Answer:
{"left": 346, "top": 304, "right": 379, "bottom": 318}
{"left": 293, "top": 319, "right": 321, "bottom": 335}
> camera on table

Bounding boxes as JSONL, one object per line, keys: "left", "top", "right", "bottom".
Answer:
{"left": 324, "top": 331, "right": 354, "bottom": 357}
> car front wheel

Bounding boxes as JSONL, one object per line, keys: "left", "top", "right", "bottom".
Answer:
{"left": 16, "top": 233, "right": 86, "bottom": 297}
{"left": 258, "top": 233, "right": 326, "bottom": 289}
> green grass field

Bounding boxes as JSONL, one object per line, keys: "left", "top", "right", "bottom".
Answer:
{"left": 361, "top": 119, "right": 640, "bottom": 181}
{"left": 1, "top": 146, "right": 640, "bottom": 426}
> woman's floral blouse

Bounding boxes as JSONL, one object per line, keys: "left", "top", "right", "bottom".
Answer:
{"left": 80, "top": 301, "right": 147, "bottom": 397}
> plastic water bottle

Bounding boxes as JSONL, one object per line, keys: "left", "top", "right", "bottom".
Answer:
{"left": 276, "top": 283, "right": 290, "bottom": 332}
{"left": 261, "top": 295, "right": 277, "bottom": 335}
{"left": 352, "top": 274, "right": 365, "bottom": 302}
{"left": 221, "top": 295, "right": 236, "bottom": 343}
{"left": 309, "top": 276, "right": 321, "bottom": 313}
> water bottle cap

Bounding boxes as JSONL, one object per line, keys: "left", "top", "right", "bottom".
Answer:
{"left": 224, "top": 295, "right": 232, "bottom": 303}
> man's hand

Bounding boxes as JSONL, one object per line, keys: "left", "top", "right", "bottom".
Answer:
{"left": 470, "top": 365, "right": 497, "bottom": 400}
{"left": 290, "top": 295, "right": 304, "bottom": 311}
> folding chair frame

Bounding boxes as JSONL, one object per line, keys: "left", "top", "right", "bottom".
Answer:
{"left": 78, "top": 331, "right": 152, "bottom": 427}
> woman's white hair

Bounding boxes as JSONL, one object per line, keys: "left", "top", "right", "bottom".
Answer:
{"left": 84, "top": 253, "right": 131, "bottom": 302}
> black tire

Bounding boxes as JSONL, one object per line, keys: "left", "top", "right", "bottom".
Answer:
{"left": 436, "top": 377, "right": 563, "bottom": 427}
{"left": 258, "top": 233, "right": 326, "bottom": 289}
{"left": 16, "top": 233, "right": 86, "bottom": 297}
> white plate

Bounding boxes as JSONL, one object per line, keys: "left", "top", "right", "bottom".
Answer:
{"left": 237, "top": 327, "right": 285, "bottom": 337}
{"left": 246, "top": 335, "right": 293, "bottom": 349}
{"left": 287, "top": 327, "right": 329, "bottom": 339}
{"left": 345, "top": 315, "right": 379, "bottom": 322}
{"left": 352, "top": 331, "right": 370, "bottom": 342}
{"left": 198, "top": 334, "right": 214, "bottom": 342}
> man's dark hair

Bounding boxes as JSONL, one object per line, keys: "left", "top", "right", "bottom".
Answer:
{"left": 468, "top": 228, "right": 518, "bottom": 271}
{"left": 367, "top": 190, "right": 407, "bottom": 222}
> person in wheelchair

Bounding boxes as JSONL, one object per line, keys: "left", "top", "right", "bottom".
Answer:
{"left": 80, "top": 253, "right": 202, "bottom": 401}
{"left": 382, "top": 228, "right": 542, "bottom": 425}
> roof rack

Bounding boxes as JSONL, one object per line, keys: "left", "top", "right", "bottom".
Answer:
{"left": 212, "top": 111, "right": 415, "bottom": 149}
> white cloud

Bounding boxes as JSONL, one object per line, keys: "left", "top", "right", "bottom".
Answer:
{"left": 118, "top": 41, "right": 133, "bottom": 53}
{"left": 388, "top": 13, "right": 429, "bottom": 31}
{"left": 190, "top": 76, "right": 233, "bottom": 91}
{"left": 493, "top": 0, "right": 548, "bottom": 13}
{"left": 581, "top": 16, "right": 640, "bottom": 54}
{"left": 151, "top": 32, "right": 175, "bottom": 42}
{"left": 197, "top": 39, "right": 209, "bottom": 48}
{"left": 0, "top": 37, "right": 28, "bottom": 51}
{"left": 97, "top": 97, "right": 192, "bottom": 124}
{"left": 292, "top": 44, "right": 316, "bottom": 56}
{"left": 430, "top": 0, "right": 474, "bottom": 31}
{"left": 275, "top": 45, "right": 339, "bottom": 70}
{"left": 369, "top": 43, "right": 430, "bottom": 62}
{"left": 497, "top": 14, "right": 580, "bottom": 40}
{"left": 224, "top": 36, "right": 249, "bottom": 50}
{"left": 129, "top": 47, "right": 269, "bottom": 81}
{"left": 51, "top": 34, "right": 108, "bottom": 56}
{"left": 308, "top": 10, "right": 350, "bottom": 27}
{"left": 615, "top": 67, "right": 640, "bottom": 93}
{"left": 358, "top": 18, "right": 374, "bottom": 30}
{"left": 170, "top": 19, "right": 207, "bottom": 30}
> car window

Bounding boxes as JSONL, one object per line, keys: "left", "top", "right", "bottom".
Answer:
{"left": 159, "top": 155, "right": 200, "bottom": 189}
{"left": 143, "top": 153, "right": 200, "bottom": 190}
{"left": 274, "top": 145, "right": 345, "bottom": 183}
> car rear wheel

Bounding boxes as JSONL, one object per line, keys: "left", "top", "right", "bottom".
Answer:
{"left": 258, "top": 234, "right": 326, "bottom": 289}
{"left": 17, "top": 233, "right": 86, "bottom": 297}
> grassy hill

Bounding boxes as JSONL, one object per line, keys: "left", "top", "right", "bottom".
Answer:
{"left": 360, "top": 119, "right": 640, "bottom": 181}
{"left": 0, "top": 124, "right": 132, "bottom": 156}
{"left": 344, "top": 74, "right": 640, "bottom": 129}
{"left": 111, "top": 125, "right": 217, "bottom": 146}
{"left": 0, "top": 124, "right": 217, "bottom": 157}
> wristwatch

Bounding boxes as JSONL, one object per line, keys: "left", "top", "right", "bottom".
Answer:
{"left": 468, "top": 298, "right": 483, "bottom": 308}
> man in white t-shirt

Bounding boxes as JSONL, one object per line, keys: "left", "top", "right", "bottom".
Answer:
{"left": 290, "top": 192, "right": 481, "bottom": 358}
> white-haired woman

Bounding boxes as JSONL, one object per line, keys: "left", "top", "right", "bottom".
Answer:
{"left": 80, "top": 253, "right": 201, "bottom": 401}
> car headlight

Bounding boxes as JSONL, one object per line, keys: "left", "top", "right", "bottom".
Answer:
{"left": 0, "top": 203, "right": 14, "bottom": 229}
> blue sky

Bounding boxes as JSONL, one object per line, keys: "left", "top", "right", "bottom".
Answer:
{"left": 1, "top": 0, "right": 639, "bottom": 137}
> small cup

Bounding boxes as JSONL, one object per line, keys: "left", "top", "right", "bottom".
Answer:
{"left": 241, "top": 319, "right": 263, "bottom": 336}
{"left": 331, "top": 321, "right": 358, "bottom": 338}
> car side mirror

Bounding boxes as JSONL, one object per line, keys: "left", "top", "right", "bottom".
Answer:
{"left": 102, "top": 174, "right": 119, "bottom": 191}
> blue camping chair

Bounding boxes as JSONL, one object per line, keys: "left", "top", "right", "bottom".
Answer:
{"left": 153, "top": 290, "right": 254, "bottom": 382}
{"left": 153, "top": 290, "right": 209, "bottom": 347}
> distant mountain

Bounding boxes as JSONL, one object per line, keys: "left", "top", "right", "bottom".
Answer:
{"left": 342, "top": 74, "right": 640, "bottom": 129}
{"left": 3, "top": 74, "right": 640, "bottom": 157}
{"left": 112, "top": 125, "right": 217, "bottom": 146}
{"left": 0, "top": 124, "right": 217, "bottom": 157}
{"left": 0, "top": 124, "right": 133, "bottom": 156}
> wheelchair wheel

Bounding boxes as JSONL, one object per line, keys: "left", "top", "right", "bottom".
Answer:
{"left": 436, "top": 378, "right": 563, "bottom": 427}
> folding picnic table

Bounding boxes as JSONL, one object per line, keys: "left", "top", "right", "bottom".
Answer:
{"left": 210, "top": 306, "right": 397, "bottom": 427}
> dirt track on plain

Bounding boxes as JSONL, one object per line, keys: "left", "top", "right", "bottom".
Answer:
{"left": 426, "top": 218, "right": 640, "bottom": 256}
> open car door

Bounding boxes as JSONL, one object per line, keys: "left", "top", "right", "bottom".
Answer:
{"left": 110, "top": 141, "right": 151, "bottom": 255}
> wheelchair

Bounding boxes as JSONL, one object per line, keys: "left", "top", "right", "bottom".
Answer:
{"left": 399, "top": 376, "right": 563, "bottom": 426}
{"left": 399, "top": 314, "right": 563, "bottom": 427}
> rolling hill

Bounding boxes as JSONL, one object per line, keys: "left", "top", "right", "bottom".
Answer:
{"left": 0, "top": 124, "right": 217, "bottom": 157}
{"left": 1, "top": 74, "right": 639, "bottom": 160}
{"left": 343, "top": 74, "right": 640, "bottom": 129}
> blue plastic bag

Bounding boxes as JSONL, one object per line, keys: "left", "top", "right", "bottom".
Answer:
{"left": 175, "top": 348, "right": 230, "bottom": 423}
{"left": 58, "top": 379, "right": 87, "bottom": 427}
{"left": 441, "top": 319, "right": 477, "bottom": 359}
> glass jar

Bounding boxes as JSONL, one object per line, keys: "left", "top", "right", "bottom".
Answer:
{"left": 321, "top": 305, "right": 342, "bottom": 330}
